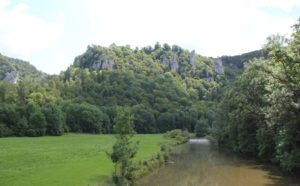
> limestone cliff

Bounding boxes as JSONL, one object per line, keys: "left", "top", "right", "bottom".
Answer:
{"left": 162, "top": 53, "right": 179, "bottom": 72}
{"left": 3, "top": 71, "right": 18, "bottom": 84}
{"left": 189, "top": 50, "right": 196, "bottom": 67}
{"left": 213, "top": 58, "right": 224, "bottom": 74}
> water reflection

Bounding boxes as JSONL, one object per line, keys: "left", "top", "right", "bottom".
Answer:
{"left": 137, "top": 138, "right": 300, "bottom": 186}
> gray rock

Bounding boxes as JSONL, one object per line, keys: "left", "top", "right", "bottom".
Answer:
{"left": 3, "top": 71, "right": 18, "bottom": 84}
{"left": 189, "top": 50, "right": 196, "bottom": 67}
{"left": 92, "top": 60, "right": 102, "bottom": 69}
{"left": 214, "top": 58, "right": 224, "bottom": 74}
{"left": 101, "top": 59, "right": 114, "bottom": 69}
{"left": 170, "top": 54, "right": 179, "bottom": 72}
{"left": 162, "top": 56, "right": 169, "bottom": 67}
{"left": 92, "top": 59, "right": 114, "bottom": 70}
{"left": 162, "top": 53, "right": 179, "bottom": 72}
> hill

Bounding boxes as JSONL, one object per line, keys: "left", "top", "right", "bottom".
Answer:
{"left": 0, "top": 44, "right": 260, "bottom": 137}
{"left": 0, "top": 53, "right": 45, "bottom": 84}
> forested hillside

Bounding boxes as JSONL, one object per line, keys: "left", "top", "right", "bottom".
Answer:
{"left": 0, "top": 53, "right": 45, "bottom": 83}
{"left": 212, "top": 20, "right": 300, "bottom": 172}
{"left": 1, "top": 43, "right": 240, "bottom": 137}
{"left": 221, "top": 50, "right": 265, "bottom": 81}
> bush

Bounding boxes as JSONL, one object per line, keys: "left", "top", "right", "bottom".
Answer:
{"left": 0, "top": 123, "right": 13, "bottom": 137}
{"left": 164, "top": 129, "right": 190, "bottom": 144}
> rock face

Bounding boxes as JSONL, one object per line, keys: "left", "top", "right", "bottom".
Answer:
{"left": 162, "top": 53, "right": 179, "bottom": 72}
{"left": 170, "top": 54, "right": 179, "bottom": 72}
{"left": 189, "top": 50, "right": 196, "bottom": 67}
{"left": 92, "top": 59, "right": 114, "bottom": 70}
{"left": 3, "top": 71, "right": 18, "bottom": 84}
{"left": 214, "top": 58, "right": 224, "bottom": 74}
{"left": 82, "top": 46, "right": 114, "bottom": 70}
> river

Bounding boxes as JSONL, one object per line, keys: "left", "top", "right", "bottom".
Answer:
{"left": 137, "top": 138, "right": 300, "bottom": 186}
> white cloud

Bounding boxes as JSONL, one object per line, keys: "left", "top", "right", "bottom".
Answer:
{"left": 0, "top": 0, "right": 299, "bottom": 74}
{"left": 0, "top": 0, "right": 63, "bottom": 58}
{"left": 83, "top": 0, "right": 299, "bottom": 57}
{"left": 249, "top": 0, "right": 300, "bottom": 12}
{"left": 0, "top": 0, "right": 10, "bottom": 9}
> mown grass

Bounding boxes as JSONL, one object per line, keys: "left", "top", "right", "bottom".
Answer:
{"left": 0, "top": 133, "right": 169, "bottom": 186}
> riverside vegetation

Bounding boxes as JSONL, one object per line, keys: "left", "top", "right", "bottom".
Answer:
{"left": 0, "top": 18, "right": 300, "bottom": 185}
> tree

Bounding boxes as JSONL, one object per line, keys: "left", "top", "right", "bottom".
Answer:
{"left": 62, "top": 102, "right": 105, "bottom": 133}
{"left": 131, "top": 105, "right": 156, "bottom": 133}
{"left": 28, "top": 109, "right": 47, "bottom": 136}
{"left": 42, "top": 103, "right": 65, "bottom": 136}
{"left": 110, "top": 106, "right": 138, "bottom": 186}
{"left": 194, "top": 117, "right": 209, "bottom": 137}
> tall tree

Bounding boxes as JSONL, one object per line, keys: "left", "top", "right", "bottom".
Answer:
{"left": 110, "top": 106, "right": 138, "bottom": 186}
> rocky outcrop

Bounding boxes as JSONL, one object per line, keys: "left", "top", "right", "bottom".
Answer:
{"left": 189, "top": 50, "right": 196, "bottom": 67}
{"left": 162, "top": 56, "right": 168, "bottom": 67}
{"left": 3, "top": 71, "right": 18, "bottom": 84}
{"left": 82, "top": 46, "right": 114, "bottom": 70}
{"left": 92, "top": 59, "right": 114, "bottom": 70}
{"left": 213, "top": 58, "right": 224, "bottom": 74}
{"left": 162, "top": 53, "right": 179, "bottom": 72}
{"left": 170, "top": 54, "right": 179, "bottom": 72}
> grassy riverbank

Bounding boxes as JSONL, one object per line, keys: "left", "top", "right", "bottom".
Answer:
{"left": 0, "top": 134, "right": 171, "bottom": 186}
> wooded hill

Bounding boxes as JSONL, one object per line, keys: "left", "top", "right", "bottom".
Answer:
{"left": 0, "top": 42, "right": 260, "bottom": 137}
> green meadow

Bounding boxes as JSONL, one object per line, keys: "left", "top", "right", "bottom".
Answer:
{"left": 0, "top": 134, "right": 168, "bottom": 186}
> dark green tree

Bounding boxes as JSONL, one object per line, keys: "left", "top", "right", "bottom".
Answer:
{"left": 27, "top": 104, "right": 47, "bottom": 137}
{"left": 42, "top": 103, "right": 65, "bottom": 136}
{"left": 194, "top": 117, "right": 209, "bottom": 137}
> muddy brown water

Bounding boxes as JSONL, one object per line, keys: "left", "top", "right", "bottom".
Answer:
{"left": 137, "top": 139, "right": 300, "bottom": 186}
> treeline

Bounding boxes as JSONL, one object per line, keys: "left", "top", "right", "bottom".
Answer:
{"left": 212, "top": 20, "right": 300, "bottom": 172}
{"left": 0, "top": 43, "right": 221, "bottom": 137}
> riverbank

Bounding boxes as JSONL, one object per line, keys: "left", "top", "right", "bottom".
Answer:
{"left": 137, "top": 138, "right": 300, "bottom": 186}
{"left": 129, "top": 129, "right": 192, "bottom": 184}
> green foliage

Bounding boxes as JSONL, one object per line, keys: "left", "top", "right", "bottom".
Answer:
{"left": 221, "top": 50, "right": 265, "bottom": 82}
{"left": 110, "top": 107, "right": 139, "bottom": 186}
{"left": 28, "top": 104, "right": 47, "bottom": 137}
{"left": 213, "top": 60, "right": 269, "bottom": 155}
{"left": 131, "top": 105, "right": 156, "bottom": 133}
{"left": 0, "top": 42, "right": 257, "bottom": 139}
{"left": 42, "top": 103, "right": 65, "bottom": 136}
{"left": 163, "top": 129, "right": 190, "bottom": 144}
{"left": 0, "top": 122, "right": 13, "bottom": 137}
{"left": 194, "top": 117, "right": 209, "bottom": 137}
{"left": 63, "top": 102, "right": 106, "bottom": 133}
{"left": 0, "top": 53, "right": 45, "bottom": 81}
{"left": 213, "top": 19, "right": 300, "bottom": 172}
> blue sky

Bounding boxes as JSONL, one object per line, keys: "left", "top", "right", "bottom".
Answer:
{"left": 0, "top": 0, "right": 300, "bottom": 74}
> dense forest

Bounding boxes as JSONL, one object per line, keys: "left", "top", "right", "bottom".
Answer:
{"left": 213, "top": 20, "right": 300, "bottom": 172}
{"left": 1, "top": 19, "right": 299, "bottom": 173}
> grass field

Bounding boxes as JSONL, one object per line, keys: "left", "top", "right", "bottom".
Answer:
{"left": 0, "top": 134, "right": 169, "bottom": 186}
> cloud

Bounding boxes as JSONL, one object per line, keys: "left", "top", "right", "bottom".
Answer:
{"left": 0, "top": 0, "right": 299, "bottom": 74}
{"left": 83, "top": 0, "right": 299, "bottom": 56}
{"left": 0, "top": 0, "right": 63, "bottom": 58}
{"left": 249, "top": 0, "right": 300, "bottom": 12}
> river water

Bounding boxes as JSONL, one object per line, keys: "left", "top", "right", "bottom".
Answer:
{"left": 137, "top": 138, "right": 300, "bottom": 186}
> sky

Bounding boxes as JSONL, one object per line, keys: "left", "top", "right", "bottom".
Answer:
{"left": 0, "top": 0, "right": 300, "bottom": 74}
